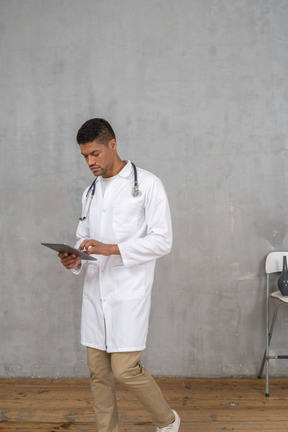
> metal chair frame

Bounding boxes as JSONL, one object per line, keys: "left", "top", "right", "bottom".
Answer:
{"left": 258, "top": 251, "right": 288, "bottom": 396}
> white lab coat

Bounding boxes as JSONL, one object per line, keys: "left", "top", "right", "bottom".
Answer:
{"left": 72, "top": 161, "right": 172, "bottom": 352}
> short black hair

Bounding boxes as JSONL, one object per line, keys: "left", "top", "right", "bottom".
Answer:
{"left": 76, "top": 118, "right": 116, "bottom": 145}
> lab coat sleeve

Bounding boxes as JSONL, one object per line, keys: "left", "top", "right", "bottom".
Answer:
{"left": 118, "top": 176, "right": 172, "bottom": 267}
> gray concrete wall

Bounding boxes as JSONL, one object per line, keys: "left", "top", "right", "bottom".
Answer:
{"left": 1, "top": 0, "right": 288, "bottom": 378}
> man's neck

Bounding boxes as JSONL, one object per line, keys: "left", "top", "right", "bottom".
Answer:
{"left": 103, "top": 159, "right": 126, "bottom": 178}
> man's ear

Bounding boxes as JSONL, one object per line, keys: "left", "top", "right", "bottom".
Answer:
{"left": 109, "top": 138, "right": 117, "bottom": 151}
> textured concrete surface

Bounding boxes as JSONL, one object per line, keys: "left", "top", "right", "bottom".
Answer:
{"left": 1, "top": 0, "right": 288, "bottom": 377}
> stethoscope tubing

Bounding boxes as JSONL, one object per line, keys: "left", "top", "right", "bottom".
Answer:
{"left": 79, "top": 162, "right": 139, "bottom": 221}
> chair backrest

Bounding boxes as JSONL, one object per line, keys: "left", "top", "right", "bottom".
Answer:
{"left": 265, "top": 251, "right": 288, "bottom": 274}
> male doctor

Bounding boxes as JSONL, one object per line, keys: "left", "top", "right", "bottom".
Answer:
{"left": 59, "top": 118, "right": 180, "bottom": 432}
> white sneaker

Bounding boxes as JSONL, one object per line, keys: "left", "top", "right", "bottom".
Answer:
{"left": 156, "top": 410, "right": 180, "bottom": 432}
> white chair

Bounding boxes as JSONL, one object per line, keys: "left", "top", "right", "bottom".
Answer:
{"left": 258, "top": 251, "right": 288, "bottom": 396}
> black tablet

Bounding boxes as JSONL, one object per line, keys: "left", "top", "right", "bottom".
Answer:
{"left": 41, "top": 243, "right": 97, "bottom": 261}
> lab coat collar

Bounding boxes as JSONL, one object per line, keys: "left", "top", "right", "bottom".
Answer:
{"left": 96, "top": 161, "right": 132, "bottom": 186}
{"left": 117, "top": 160, "right": 133, "bottom": 178}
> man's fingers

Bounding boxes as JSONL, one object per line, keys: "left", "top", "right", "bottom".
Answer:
{"left": 58, "top": 252, "right": 68, "bottom": 258}
{"left": 58, "top": 251, "right": 81, "bottom": 270}
{"left": 61, "top": 254, "right": 76, "bottom": 262}
{"left": 79, "top": 239, "right": 95, "bottom": 251}
{"left": 87, "top": 245, "right": 99, "bottom": 254}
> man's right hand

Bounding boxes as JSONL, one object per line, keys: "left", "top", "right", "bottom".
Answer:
{"left": 58, "top": 252, "right": 81, "bottom": 270}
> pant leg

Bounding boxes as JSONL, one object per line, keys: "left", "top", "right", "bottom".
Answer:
{"left": 111, "top": 351, "right": 175, "bottom": 428}
{"left": 87, "top": 347, "right": 119, "bottom": 432}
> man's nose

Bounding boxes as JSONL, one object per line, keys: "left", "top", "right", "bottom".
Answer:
{"left": 87, "top": 155, "right": 96, "bottom": 166}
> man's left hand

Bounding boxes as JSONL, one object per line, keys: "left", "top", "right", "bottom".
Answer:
{"left": 79, "top": 239, "right": 120, "bottom": 256}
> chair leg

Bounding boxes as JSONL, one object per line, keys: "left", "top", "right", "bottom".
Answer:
{"left": 258, "top": 352, "right": 266, "bottom": 379}
{"left": 265, "top": 357, "right": 269, "bottom": 397}
{"left": 258, "top": 301, "right": 283, "bottom": 397}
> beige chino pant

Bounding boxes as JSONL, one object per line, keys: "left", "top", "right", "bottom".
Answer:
{"left": 87, "top": 347, "right": 174, "bottom": 432}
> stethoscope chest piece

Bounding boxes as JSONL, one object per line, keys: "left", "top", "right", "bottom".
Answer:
{"left": 132, "top": 185, "right": 141, "bottom": 197}
{"left": 131, "top": 162, "right": 141, "bottom": 197}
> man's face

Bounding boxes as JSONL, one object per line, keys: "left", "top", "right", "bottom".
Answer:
{"left": 80, "top": 139, "right": 117, "bottom": 178}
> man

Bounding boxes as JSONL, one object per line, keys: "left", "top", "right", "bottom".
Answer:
{"left": 59, "top": 118, "right": 180, "bottom": 432}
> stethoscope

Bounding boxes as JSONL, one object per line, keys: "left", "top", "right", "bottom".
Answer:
{"left": 79, "top": 162, "right": 140, "bottom": 221}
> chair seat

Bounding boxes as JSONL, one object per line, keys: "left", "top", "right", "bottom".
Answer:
{"left": 271, "top": 290, "right": 288, "bottom": 303}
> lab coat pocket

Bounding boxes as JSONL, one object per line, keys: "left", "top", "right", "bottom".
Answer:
{"left": 112, "top": 204, "right": 144, "bottom": 239}
{"left": 111, "top": 265, "right": 146, "bottom": 300}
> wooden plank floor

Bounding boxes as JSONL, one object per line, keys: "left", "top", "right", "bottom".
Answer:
{"left": 1, "top": 377, "right": 288, "bottom": 431}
